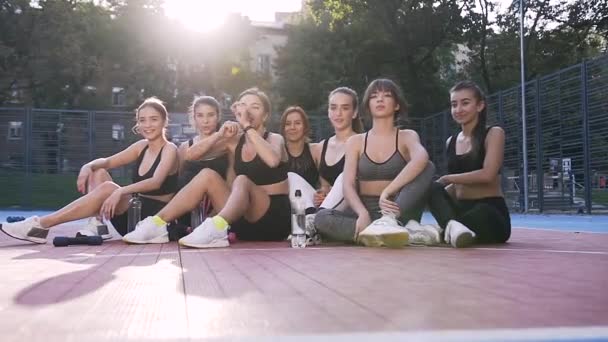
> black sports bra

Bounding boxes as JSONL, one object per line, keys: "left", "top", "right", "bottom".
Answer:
{"left": 132, "top": 145, "right": 178, "bottom": 196}
{"left": 234, "top": 132, "right": 288, "bottom": 186}
{"left": 286, "top": 143, "right": 319, "bottom": 186}
{"left": 318, "top": 137, "right": 345, "bottom": 185}
{"left": 447, "top": 127, "right": 495, "bottom": 174}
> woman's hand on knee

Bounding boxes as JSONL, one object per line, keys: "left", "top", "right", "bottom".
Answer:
{"left": 354, "top": 212, "right": 371, "bottom": 241}
{"left": 379, "top": 190, "right": 400, "bottom": 216}
{"left": 100, "top": 188, "right": 123, "bottom": 220}
{"left": 313, "top": 189, "right": 327, "bottom": 207}
{"left": 77, "top": 165, "right": 93, "bottom": 194}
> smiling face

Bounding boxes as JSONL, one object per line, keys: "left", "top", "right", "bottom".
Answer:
{"left": 283, "top": 111, "right": 306, "bottom": 143}
{"left": 328, "top": 92, "right": 356, "bottom": 131}
{"left": 136, "top": 106, "right": 166, "bottom": 140}
{"left": 450, "top": 88, "right": 485, "bottom": 126}
{"left": 193, "top": 103, "right": 219, "bottom": 136}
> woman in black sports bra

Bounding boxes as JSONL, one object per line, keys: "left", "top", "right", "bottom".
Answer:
{"left": 313, "top": 87, "right": 364, "bottom": 210}
{"left": 123, "top": 88, "right": 292, "bottom": 248}
{"left": 314, "top": 79, "right": 435, "bottom": 248}
{"left": 281, "top": 106, "right": 320, "bottom": 211}
{"left": 428, "top": 81, "right": 511, "bottom": 248}
{"left": 174, "top": 96, "right": 229, "bottom": 232}
{"left": 178, "top": 96, "right": 229, "bottom": 188}
{"left": 0, "top": 98, "right": 179, "bottom": 244}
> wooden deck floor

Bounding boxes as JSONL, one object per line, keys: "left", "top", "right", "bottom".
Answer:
{"left": 0, "top": 223, "right": 607, "bottom": 341}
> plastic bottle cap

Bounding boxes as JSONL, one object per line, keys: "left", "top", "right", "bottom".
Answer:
{"left": 295, "top": 189, "right": 302, "bottom": 197}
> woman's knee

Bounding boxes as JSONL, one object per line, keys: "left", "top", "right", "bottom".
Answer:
{"left": 313, "top": 209, "right": 333, "bottom": 231}
{"left": 96, "top": 181, "right": 119, "bottom": 196}
{"left": 193, "top": 168, "right": 222, "bottom": 181}
{"left": 232, "top": 174, "right": 253, "bottom": 188}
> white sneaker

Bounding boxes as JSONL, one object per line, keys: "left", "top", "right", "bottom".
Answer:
{"left": 404, "top": 220, "right": 442, "bottom": 246}
{"left": 445, "top": 220, "right": 475, "bottom": 248}
{"left": 122, "top": 217, "right": 169, "bottom": 244}
{"left": 77, "top": 217, "right": 112, "bottom": 240}
{"left": 358, "top": 214, "right": 409, "bottom": 248}
{"left": 179, "top": 218, "right": 229, "bottom": 248}
{"left": 0, "top": 216, "right": 49, "bottom": 244}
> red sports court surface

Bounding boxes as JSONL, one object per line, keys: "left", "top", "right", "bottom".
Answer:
{"left": 0, "top": 221, "right": 607, "bottom": 342}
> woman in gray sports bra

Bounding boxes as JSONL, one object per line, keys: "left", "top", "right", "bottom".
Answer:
{"left": 314, "top": 79, "right": 437, "bottom": 248}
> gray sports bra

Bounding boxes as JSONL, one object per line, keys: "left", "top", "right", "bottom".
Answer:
{"left": 358, "top": 130, "right": 407, "bottom": 181}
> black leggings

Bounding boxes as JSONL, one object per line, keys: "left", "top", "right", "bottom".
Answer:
{"left": 428, "top": 182, "right": 511, "bottom": 244}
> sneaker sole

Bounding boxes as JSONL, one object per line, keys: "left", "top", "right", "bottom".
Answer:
{"left": 359, "top": 232, "right": 409, "bottom": 248}
{"left": 178, "top": 239, "right": 229, "bottom": 249}
{"left": 0, "top": 224, "right": 47, "bottom": 244}
{"left": 122, "top": 235, "right": 169, "bottom": 244}
{"left": 452, "top": 231, "right": 475, "bottom": 248}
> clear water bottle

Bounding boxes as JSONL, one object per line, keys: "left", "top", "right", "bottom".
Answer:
{"left": 291, "top": 189, "right": 307, "bottom": 248}
{"left": 127, "top": 193, "right": 142, "bottom": 233}
{"left": 191, "top": 203, "right": 203, "bottom": 229}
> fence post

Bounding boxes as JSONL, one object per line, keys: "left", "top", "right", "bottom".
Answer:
{"left": 581, "top": 61, "right": 592, "bottom": 214}
{"left": 441, "top": 111, "right": 449, "bottom": 174}
{"left": 88, "top": 111, "right": 95, "bottom": 161}
{"left": 535, "top": 78, "right": 544, "bottom": 212}
{"left": 497, "top": 91, "right": 504, "bottom": 126}
{"left": 24, "top": 107, "right": 33, "bottom": 208}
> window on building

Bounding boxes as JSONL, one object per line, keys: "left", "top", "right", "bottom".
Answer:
{"left": 8, "top": 121, "right": 23, "bottom": 140}
{"left": 112, "top": 124, "right": 125, "bottom": 141}
{"left": 257, "top": 54, "right": 271, "bottom": 74}
{"left": 111, "top": 87, "right": 126, "bottom": 107}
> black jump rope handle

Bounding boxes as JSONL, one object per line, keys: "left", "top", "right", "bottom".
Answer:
{"left": 53, "top": 236, "right": 103, "bottom": 247}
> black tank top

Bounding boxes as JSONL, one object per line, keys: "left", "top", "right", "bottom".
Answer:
{"left": 318, "top": 138, "right": 345, "bottom": 186}
{"left": 132, "top": 145, "right": 178, "bottom": 196}
{"left": 447, "top": 127, "right": 494, "bottom": 174}
{"left": 234, "top": 132, "right": 288, "bottom": 185}
{"left": 178, "top": 139, "right": 229, "bottom": 188}
{"left": 286, "top": 143, "right": 319, "bottom": 186}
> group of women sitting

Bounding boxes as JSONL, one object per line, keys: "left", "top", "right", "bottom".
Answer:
{"left": 1, "top": 79, "right": 511, "bottom": 249}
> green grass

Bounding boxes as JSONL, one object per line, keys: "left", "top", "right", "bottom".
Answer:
{"left": 0, "top": 170, "right": 130, "bottom": 209}
{"left": 592, "top": 189, "right": 608, "bottom": 206}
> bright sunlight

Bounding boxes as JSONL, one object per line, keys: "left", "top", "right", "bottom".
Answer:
{"left": 163, "top": 0, "right": 302, "bottom": 32}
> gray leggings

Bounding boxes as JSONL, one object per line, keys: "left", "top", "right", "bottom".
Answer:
{"left": 314, "top": 162, "right": 435, "bottom": 242}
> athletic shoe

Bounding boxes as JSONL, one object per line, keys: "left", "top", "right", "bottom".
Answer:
{"left": 0, "top": 216, "right": 49, "bottom": 244}
{"left": 122, "top": 217, "right": 169, "bottom": 244}
{"left": 77, "top": 217, "right": 112, "bottom": 240}
{"left": 404, "top": 220, "right": 442, "bottom": 246}
{"left": 179, "top": 218, "right": 229, "bottom": 248}
{"left": 358, "top": 213, "right": 409, "bottom": 248}
{"left": 445, "top": 220, "right": 475, "bottom": 248}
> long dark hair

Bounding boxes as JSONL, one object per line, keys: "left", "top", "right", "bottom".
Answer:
{"left": 328, "top": 87, "right": 364, "bottom": 133}
{"left": 362, "top": 78, "right": 409, "bottom": 128}
{"left": 450, "top": 80, "right": 487, "bottom": 152}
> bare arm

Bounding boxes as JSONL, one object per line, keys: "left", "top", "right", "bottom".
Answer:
{"left": 343, "top": 135, "right": 367, "bottom": 216}
{"left": 383, "top": 130, "right": 429, "bottom": 196}
{"left": 445, "top": 127, "right": 505, "bottom": 185}
{"left": 185, "top": 132, "right": 229, "bottom": 161}
{"left": 244, "top": 130, "right": 285, "bottom": 168}
{"left": 88, "top": 140, "right": 146, "bottom": 171}
{"left": 77, "top": 140, "right": 146, "bottom": 193}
